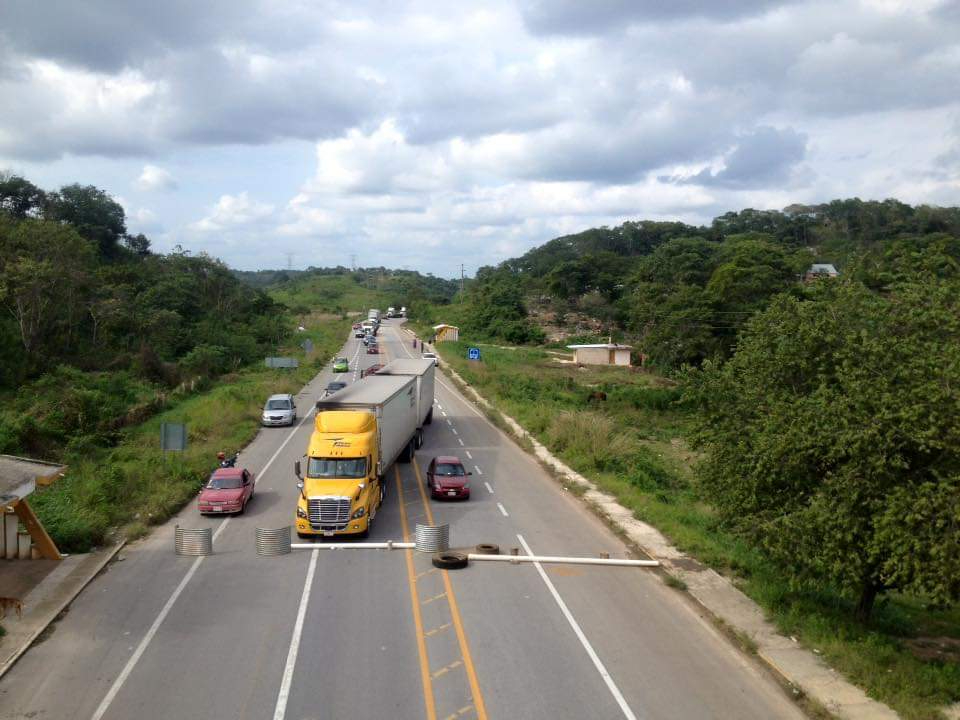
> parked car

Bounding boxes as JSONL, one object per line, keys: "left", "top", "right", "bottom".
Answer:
{"left": 198, "top": 467, "right": 255, "bottom": 514}
{"left": 262, "top": 394, "right": 297, "bottom": 426}
{"left": 426, "top": 456, "right": 471, "bottom": 500}
{"left": 361, "top": 364, "right": 384, "bottom": 378}
{"left": 323, "top": 381, "right": 348, "bottom": 397}
{"left": 421, "top": 351, "right": 439, "bottom": 367}
{"left": 333, "top": 357, "right": 349, "bottom": 372}
{"left": 367, "top": 344, "right": 379, "bottom": 354}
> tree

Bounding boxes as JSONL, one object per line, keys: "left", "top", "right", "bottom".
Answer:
{"left": 45, "top": 184, "right": 126, "bottom": 258}
{"left": 0, "top": 173, "right": 47, "bottom": 218}
{"left": 124, "top": 233, "right": 151, "bottom": 256}
{"left": 689, "top": 279, "right": 960, "bottom": 620}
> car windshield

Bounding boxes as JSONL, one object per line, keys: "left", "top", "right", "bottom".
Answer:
{"left": 307, "top": 457, "right": 367, "bottom": 478}
{"left": 266, "top": 399, "right": 290, "bottom": 410}
{"left": 207, "top": 474, "right": 243, "bottom": 489}
{"left": 327, "top": 383, "right": 346, "bottom": 391}
{"left": 335, "top": 358, "right": 347, "bottom": 364}
{"left": 435, "top": 463, "right": 465, "bottom": 476}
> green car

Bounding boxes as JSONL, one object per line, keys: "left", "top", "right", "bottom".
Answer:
{"left": 332, "top": 357, "right": 349, "bottom": 373}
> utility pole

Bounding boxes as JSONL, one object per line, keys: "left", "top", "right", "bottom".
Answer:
{"left": 460, "top": 264, "right": 465, "bottom": 303}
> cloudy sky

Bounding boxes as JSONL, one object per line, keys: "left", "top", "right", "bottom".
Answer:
{"left": 1, "top": 0, "right": 958, "bottom": 276}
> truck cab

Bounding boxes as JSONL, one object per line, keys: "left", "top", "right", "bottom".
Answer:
{"left": 295, "top": 411, "right": 382, "bottom": 537}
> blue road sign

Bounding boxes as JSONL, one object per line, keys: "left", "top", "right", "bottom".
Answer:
{"left": 467, "top": 347, "right": 481, "bottom": 361}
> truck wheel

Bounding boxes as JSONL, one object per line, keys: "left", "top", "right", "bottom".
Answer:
{"left": 416, "top": 429, "right": 424, "bottom": 449}
{"left": 432, "top": 552, "right": 469, "bottom": 569}
{"left": 425, "top": 408, "right": 434, "bottom": 425}
{"left": 399, "top": 439, "right": 414, "bottom": 463}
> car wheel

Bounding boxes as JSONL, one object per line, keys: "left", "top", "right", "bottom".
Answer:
{"left": 432, "top": 551, "right": 469, "bottom": 569}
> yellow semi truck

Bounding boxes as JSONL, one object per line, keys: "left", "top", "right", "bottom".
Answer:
{"left": 294, "top": 359, "right": 434, "bottom": 538}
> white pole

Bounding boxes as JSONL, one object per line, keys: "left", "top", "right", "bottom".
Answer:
{"left": 466, "top": 554, "right": 658, "bottom": 567}
{"left": 289, "top": 542, "right": 415, "bottom": 550}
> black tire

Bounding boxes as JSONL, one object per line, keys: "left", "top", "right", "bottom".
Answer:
{"left": 425, "top": 407, "right": 434, "bottom": 425}
{"left": 474, "top": 543, "right": 500, "bottom": 555}
{"left": 432, "top": 551, "right": 469, "bottom": 569}
{"left": 415, "top": 429, "right": 424, "bottom": 449}
{"left": 398, "top": 439, "right": 414, "bottom": 463}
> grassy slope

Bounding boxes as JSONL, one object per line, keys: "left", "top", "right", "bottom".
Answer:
{"left": 30, "top": 316, "right": 350, "bottom": 552}
{"left": 429, "top": 339, "right": 960, "bottom": 720}
{"left": 269, "top": 273, "right": 393, "bottom": 316}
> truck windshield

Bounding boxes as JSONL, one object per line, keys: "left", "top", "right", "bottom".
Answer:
{"left": 308, "top": 457, "right": 367, "bottom": 478}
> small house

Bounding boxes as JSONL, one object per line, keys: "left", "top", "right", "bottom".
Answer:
{"left": 804, "top": 263, "right": 839, "bottom": 282}
{"left": 567, "top": 343, "right": 633, "bottom": 367}
{"left": 432, "top": 324, "right": 460, "bottom": 342}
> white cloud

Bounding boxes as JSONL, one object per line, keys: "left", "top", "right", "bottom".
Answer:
{"left": 135, "top": 164, "right": 178, "bottom": 191}
{"left": 190, "top": 192, "right": 275, "bottom": 233}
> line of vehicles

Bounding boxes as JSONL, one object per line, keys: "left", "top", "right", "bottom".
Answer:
{"left": 200, "top": 308, "right": 469, "bottom": 533}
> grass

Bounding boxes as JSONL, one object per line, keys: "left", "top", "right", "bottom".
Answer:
{"left": 30, "top": 316, "right": 351, "bottom": 553}
{"left": 269, "top": 273, "right": 393, "bottom": 316}
{"left": 429, "top": 339, "right": 960, "bottom": 720}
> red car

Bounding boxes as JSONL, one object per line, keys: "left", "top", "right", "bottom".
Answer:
{"left": 427, "top": 456, "right": 472, "bottom": 500}
{"left": 352, "top": 322, "right": 362, "bottom": 330}
{"left": 367, "top": 344, "right": 379, "bottom": 354}
{"left": 198, "top": 467, "right": 255, "bottom": 514}
{"left": 361, "top": 363, "right": 384, "bottom": 378}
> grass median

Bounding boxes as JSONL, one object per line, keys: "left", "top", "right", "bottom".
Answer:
{"left": 429, "top": 339, "right": 960, "bottom": 720}
{"left": 29, "top": 316, "right": 350, "bottom": 553}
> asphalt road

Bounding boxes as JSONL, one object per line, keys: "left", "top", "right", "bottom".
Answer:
{"left": 0, "top": 321, "right": 806, "bottom": 720}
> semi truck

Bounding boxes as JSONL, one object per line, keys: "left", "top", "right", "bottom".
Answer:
{"left": 376, "top": 359, "right": 435, "bottom": 428}
{"left": 368, "top": 308, "right": 381, "bottom": 322}
{"left": 294, "top": 373, "right": 431, "bottom": 538}
{"left": 387, "top": 306, "right": 396, "bottom": 317}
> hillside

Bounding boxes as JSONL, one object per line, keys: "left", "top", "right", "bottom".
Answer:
{"left": 455, "top": 198, "right": 960, "bottom": 367}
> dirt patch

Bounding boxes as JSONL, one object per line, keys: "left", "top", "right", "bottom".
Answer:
{"left": 902, "top": 636, "right": 960, "bottom": 663}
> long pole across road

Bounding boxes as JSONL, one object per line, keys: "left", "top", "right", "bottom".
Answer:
{"left": 0, "top": 320, "right": 806, "bottom": 720}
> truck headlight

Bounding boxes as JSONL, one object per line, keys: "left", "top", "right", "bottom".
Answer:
{"left": 351, "top": 507, "right": 365, "bottom": 519}
{"left": 297, "top": 507, "right": 307, "bottom": 518}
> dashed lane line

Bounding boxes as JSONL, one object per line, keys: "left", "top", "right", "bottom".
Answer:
{"left": 484, "top": 482, "right": 494, "bottom": 494}
{"left": 496, "top": 503, "right": 509, "bottom": 518}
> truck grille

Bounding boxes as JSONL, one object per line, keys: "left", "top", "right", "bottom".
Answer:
{"left": 308, "top": 497, "right": 351, "bottom": 530}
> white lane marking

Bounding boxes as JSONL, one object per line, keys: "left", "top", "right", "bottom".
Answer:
{"left": 442, "top": 411, "right": 448, "bottom": 417}
{"left": 435, "top": 378, "right": 485, "bottom": 419}
{"left": 484, "top": 482, "right": 494, "bottom": 494}
{"left": 90, "top": 557, "right": 205, "bottom": 720}
{"left": 517, "top": 534, "right": 639, "bottom": 720}
{"left": 90, "top": 373, "right": 320, "bottom": 720}
{"left": 458, "top": 438, "right": 464, "bottom": 446}
{"left": 496, "top": 502, "right": 509, "bottom": 517}
{"left": 451, "top": 428, "right": 458, "bottom": 436}
{"left": 465, "top": 450, "right": 473, "bottom": 459}
{"left": 273, "top": 548, "right": 319, "bottom": 720}
{"left": 474, "top": 466, "right": 483, "bottom": 475}
{"left": 446, "top": 418, "right": 452, "bottom": 426}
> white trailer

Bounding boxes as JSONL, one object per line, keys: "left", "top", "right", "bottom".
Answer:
{"left": 368, "top": 308, "right": 381, "bottom": 322}
{"left": 315, "top": 375, "right": 420, "bottom": 476}
{"left": 377, "top": 359, "right": 435, "bottom": 430}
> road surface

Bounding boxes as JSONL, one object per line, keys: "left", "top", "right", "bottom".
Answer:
{"left": 0, "top": 321, "right": 805, "bottom": 720}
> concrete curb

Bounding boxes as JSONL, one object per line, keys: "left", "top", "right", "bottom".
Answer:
{"left": 408, "top": 328, "right": 899, "bottom": 720}
{"left": 0, "top": 540, "right": 126, "bottom": 680}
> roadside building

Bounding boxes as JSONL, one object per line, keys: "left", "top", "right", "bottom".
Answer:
{"left": 1, "top": 455, "right": 66, "bottom": 563}
{"left": 567, "top": 343, "right": 633, "bottom": 367}
{"left": 804, "top": 263, "right": 839, "bottom": 281}
{"left": 432, "top": 324, "right": 460, "bottom": 342}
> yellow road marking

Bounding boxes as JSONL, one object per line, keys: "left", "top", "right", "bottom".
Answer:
{"left": 432, "top": 659, "right": 463, "bottom": 679}
{"left": 413, "top": 458, "right": 489, "bottom": 720}
{"left": 422, "top": 592, "right": 447, "bottom": 605}
{"left": 425, "top": 622, "right": 452, "bottom": 637}
{"left": 416, "top": 568, "right": 438, "bottom": 581}
{"left": 444, "top": 704, "right": 476, "bottom": 720}
{"left": 397, "top": 466, "right": 437, "bottom": 720}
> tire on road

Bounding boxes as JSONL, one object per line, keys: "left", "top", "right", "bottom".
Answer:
{"left": 425, "top": 407, "right": 433, "bottom": 425}
{"left": 398, "top": 438, "right": 414, "bottom": 463}
{"left": 474, "top": 543, "right": 499, "bottom": 555}
{"left": 432, "top": 551, "right": 469, "bottom": 570}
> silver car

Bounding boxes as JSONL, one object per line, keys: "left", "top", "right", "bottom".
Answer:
{"left": 262, "top": 394, "right": 297, "bottom": 426}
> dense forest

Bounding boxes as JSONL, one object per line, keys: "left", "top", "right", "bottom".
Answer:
{"left": 0, "top": 173, "right": 292, "bottom": 460}
{"left": 456, "top": 199, "right": 960, "bottom": 366}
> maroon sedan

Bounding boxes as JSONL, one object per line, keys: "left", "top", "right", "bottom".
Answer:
{"left": 198, "top": 467, "right": 255, "bottom": 515}
{"left": 367, "top": 344, "right": 379, "bottom": 354}
{"left": 427, "top": 456, "right": 472, "bottom": 500}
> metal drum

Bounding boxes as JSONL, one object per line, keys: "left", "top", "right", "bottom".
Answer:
{"left": 174, "top": 526, "right": 213, "bottom": 556}
{"left": 256, "top": 526, "right": 292, "bottom": 556}
{"left": 415, "top": 523, "right": 449, "bottom": 553}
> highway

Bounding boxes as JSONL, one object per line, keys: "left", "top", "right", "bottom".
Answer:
{"left": 0, "top": 321, "right": 805, "bottom": 720}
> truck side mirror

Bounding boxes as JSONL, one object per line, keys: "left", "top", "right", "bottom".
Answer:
{"left": 294, "top": 460, "right": 302, "bottom": 479}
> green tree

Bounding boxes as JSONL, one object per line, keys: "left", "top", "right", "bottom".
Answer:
{"left": 46, "top": 184, "right": 127, "bottom": 258}
{"left": 0, "top": 173, "right": 47, "bottom": 218}
{"left": 690, "top": 279, "right": 960, "bottom": 620}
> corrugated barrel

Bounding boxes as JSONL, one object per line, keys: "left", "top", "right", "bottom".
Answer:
{"left": 415, "top": 523, "right": 449, "bottom": 553}
{"left": 175, "top": 526, "right": 213, "bottom": 556}
{"left": 256, "top": 526, "right": 292, "bottom": 556}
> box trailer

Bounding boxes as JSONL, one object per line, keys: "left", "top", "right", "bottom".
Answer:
{"left": 376, "top": 358, "right": 435, "bottom": 428}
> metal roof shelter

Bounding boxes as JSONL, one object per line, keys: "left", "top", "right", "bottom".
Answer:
{"left": 566, "top": 343, "right": 634, "bottom": 367}
{"left": 432, "top": 324, "right": 459, "bottom": 342}
{"left": 1, "top": 454, "right": 67, "bottom": 561}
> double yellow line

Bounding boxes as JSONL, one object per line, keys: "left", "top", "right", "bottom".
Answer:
{"left": 395, "top": 464, "right": 489, "bottom": 720}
